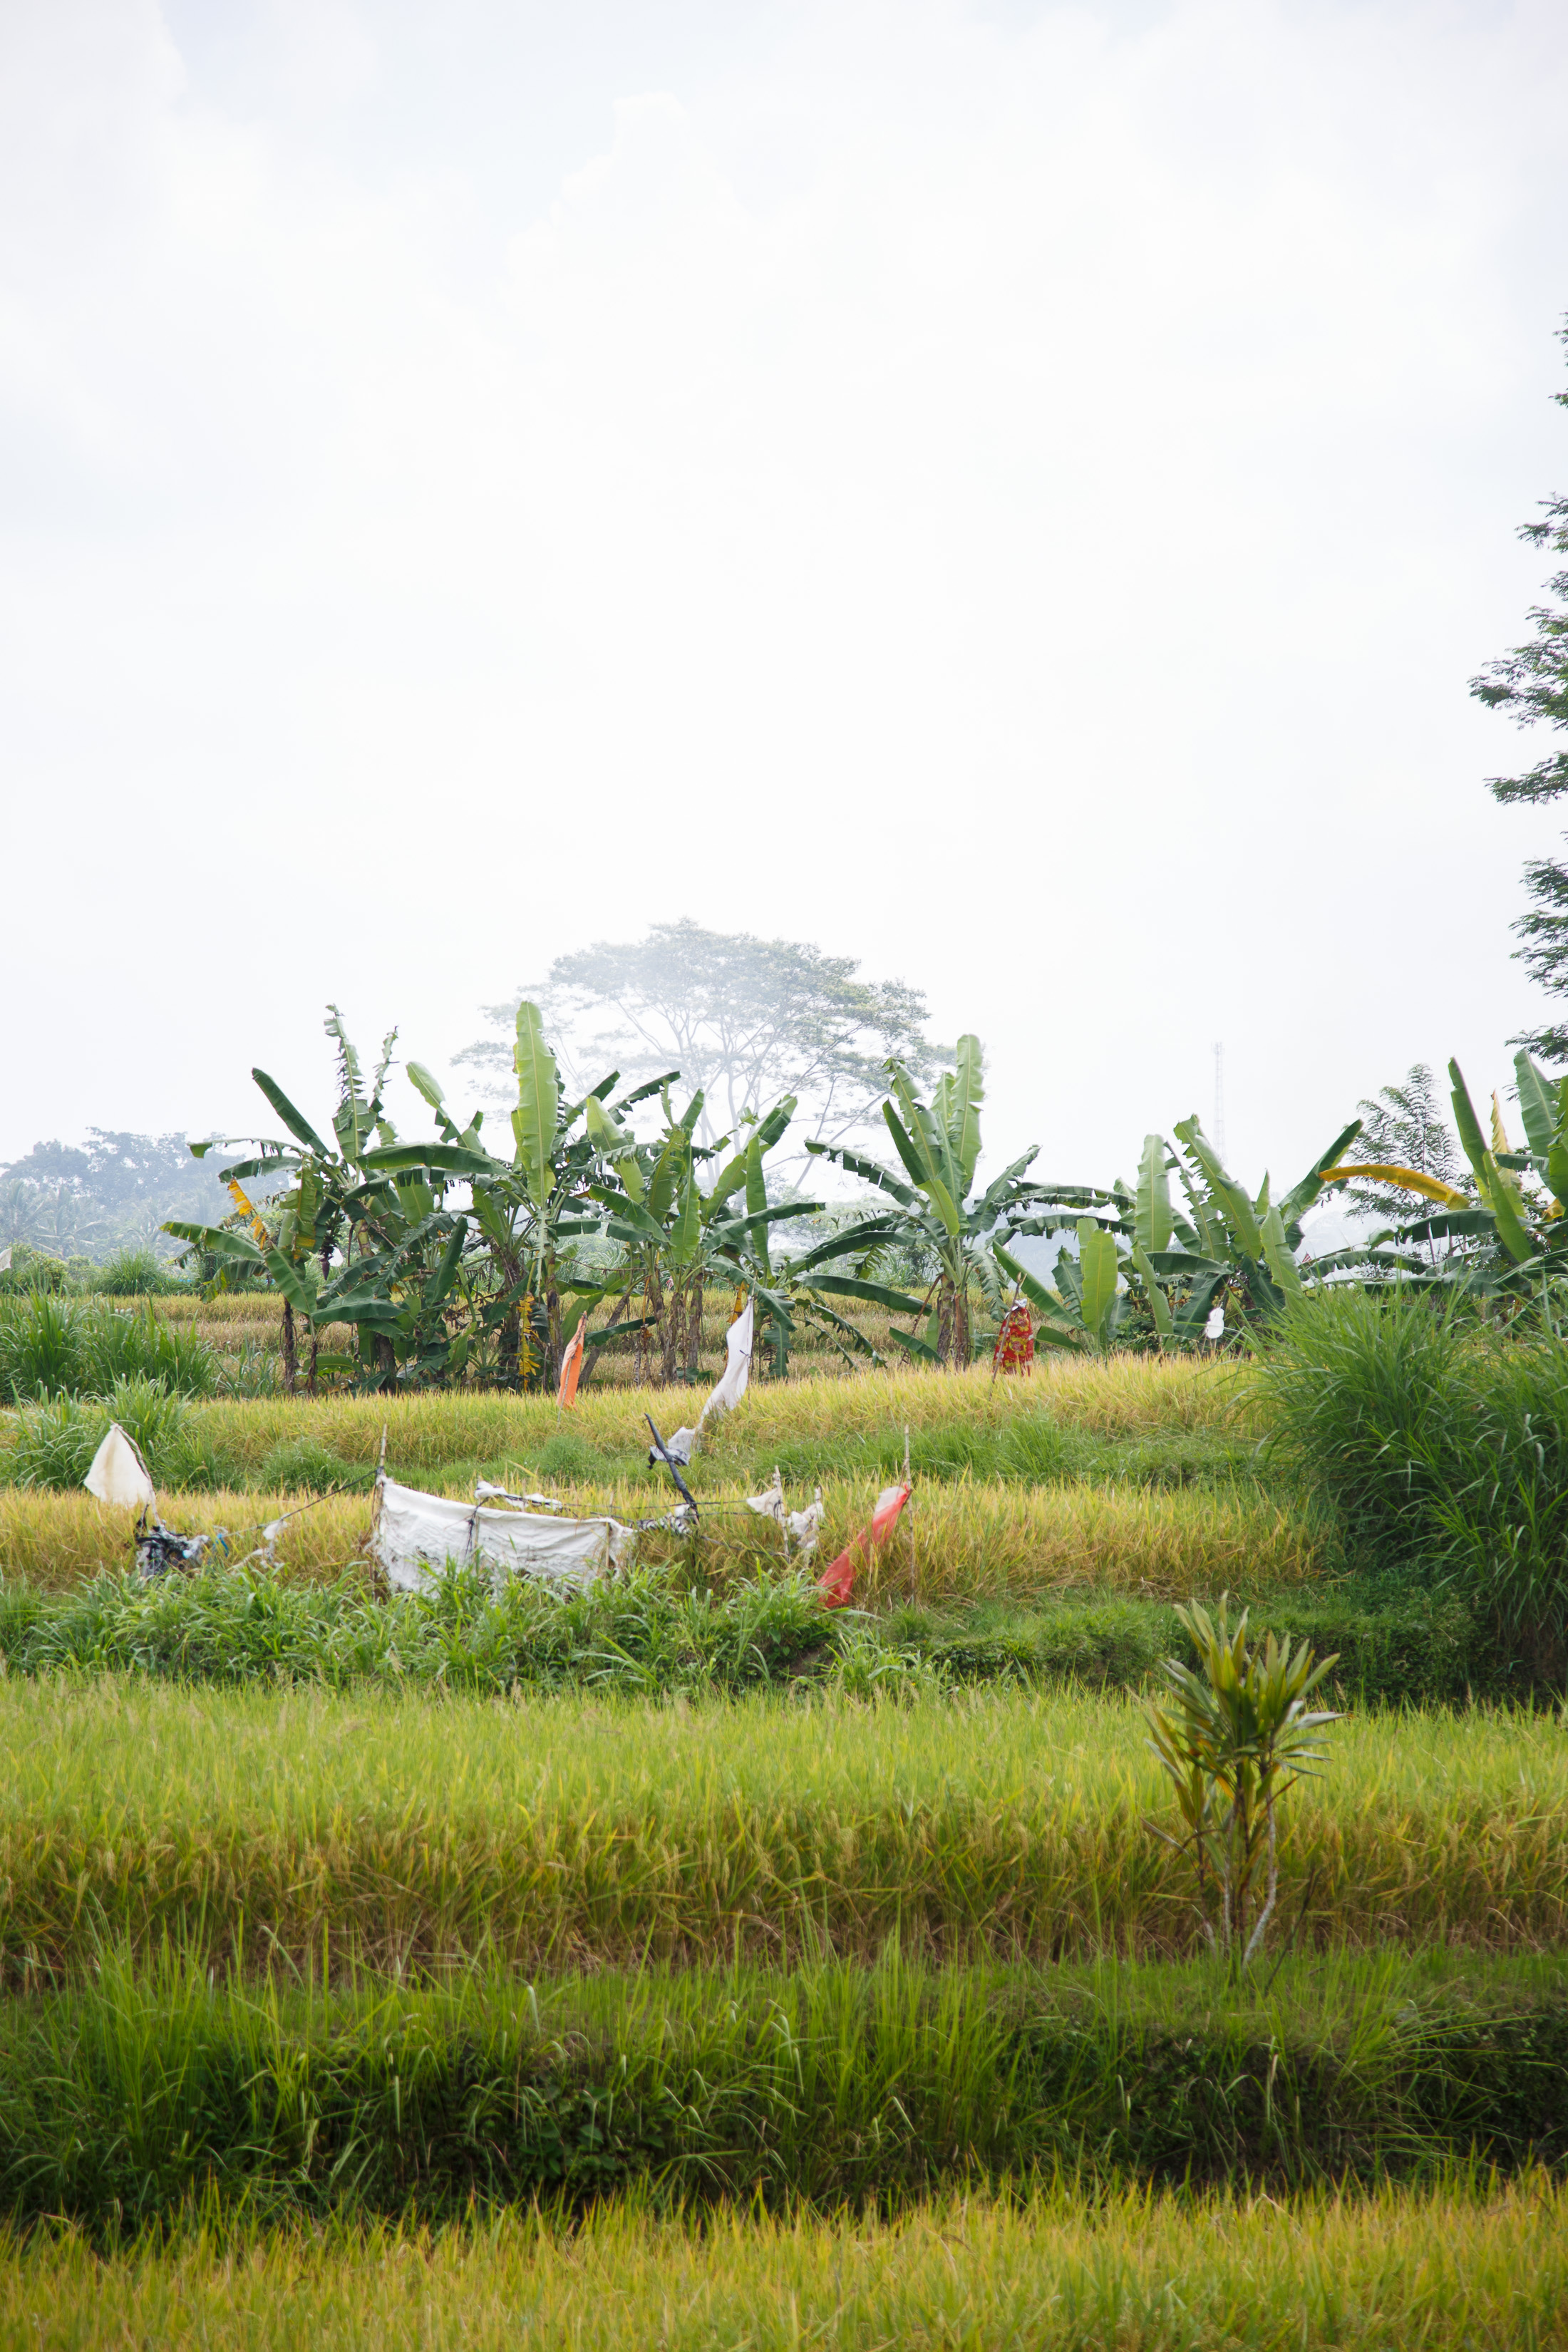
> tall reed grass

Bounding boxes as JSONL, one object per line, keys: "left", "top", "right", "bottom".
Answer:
{"left": 1257, "top": 1289, "right": 1568, "bottom": 1668}
{"left": 0, "top": 1681, "right": 1562, "bottom": 1979}
{"left": 2, "top": 2173, "right": 1566, "bottom": 2348}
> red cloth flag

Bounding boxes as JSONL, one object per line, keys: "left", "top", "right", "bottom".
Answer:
{"left": 817, "top": 1482, "right": 912, "bottom": 1609}
{"left": 556, "top": 1313, "right": 587, "bottom": 1411}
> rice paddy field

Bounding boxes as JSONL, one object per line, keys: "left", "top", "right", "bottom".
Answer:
{"left": 1, "top": 1331, "right": 1565, "bottom": 2343}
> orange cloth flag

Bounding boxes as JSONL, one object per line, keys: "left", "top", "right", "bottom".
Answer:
{"left": 557, "top": 1313, "right": 587, "bottom": 1410}
{"left": 817, "top": 1482, "right": 912, "bottom": 1609}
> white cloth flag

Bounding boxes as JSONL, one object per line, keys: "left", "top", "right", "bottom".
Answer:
{"left": 84, "top": 1423, "right": 157, "bottom": 1510}
{"left": 374, "top": 1478, "right": 634, "bottom": 1596}
{"left": 701, "top": 1301, "right": 753, "bottom": 1428}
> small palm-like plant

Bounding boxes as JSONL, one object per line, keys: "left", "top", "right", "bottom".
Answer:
{"left": 1147, "top": 1597, "right": 1340, "bottom": 1971}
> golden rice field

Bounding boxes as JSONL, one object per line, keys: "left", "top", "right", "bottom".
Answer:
{"left": 2, "top": 1679, "right": 1563, "bottom": 1980}
{"left": 0, "top": 1477, "right": 1315, "bottom": 1600}
{"left": 0, "top": 1358, "right": 1299, "bottom": 1600}
{"left": 3, "top": 2175, "right": 1565, "bottom": 2349}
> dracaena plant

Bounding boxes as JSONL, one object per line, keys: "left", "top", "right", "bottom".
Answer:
{"left": 797, "top": 1036, "right": 1046, "bottom": 1368}
{"left": 1147, "top": 1597, "right": 1340, "bottom": 1974}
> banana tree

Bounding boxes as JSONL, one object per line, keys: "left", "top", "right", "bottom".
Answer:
{"left": 797, "top": 1035, "right": 1046, "bottom": 1368}
{"left": 165, "top": 1009, "right": 491, "bottom": 1390}
{"left": 999, "top": 1113, "right": 1366, "bottom": 1351}
{"left": 585, "top": 1087, "right": 835, "bottom": 1381}
{"left": 427, "top": 1001, "right": 674, "bottom": 1389}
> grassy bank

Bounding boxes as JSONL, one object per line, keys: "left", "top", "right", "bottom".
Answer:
{"left": 1, "top": 1683, "right": 1564, "bottom": 1979}
{"left": 0, "top": 1557, "right": 1482, "bottom": 1708}
{"left": 1, "top": 1949, "right": 1566, "bottom": 2231}
{"left": 0, "top": 1358, "right": 1244, "bottom": 1482}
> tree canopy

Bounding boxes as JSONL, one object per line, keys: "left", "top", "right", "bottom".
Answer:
{"left": 1472, "top": 319, "right": 1568, "bottom": 1056}
{"left": 455, "top": 920, "right": 948, "bottom": 1155}
{"left": 0, "top": 1131, "right": 228, "bottom": 1261}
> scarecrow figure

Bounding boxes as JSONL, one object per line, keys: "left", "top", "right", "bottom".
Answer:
{"left": 992, "top": 1301, "right": 1034, "bottom": 1376}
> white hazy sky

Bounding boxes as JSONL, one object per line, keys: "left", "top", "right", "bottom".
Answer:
{"left": 4, "top": 0, "right": 1567, "bottom": 1195}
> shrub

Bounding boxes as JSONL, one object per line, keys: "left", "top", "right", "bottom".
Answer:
{"left": 0, "top": 1293, "right": 91, "bottom": 1401}
{"left": 0, "top": 1296, "right": 217, "bottom": 1408}
{"left": 1259, "top": 1287, "right": 1568, "bottom": 1676}
{"left": 86, "top": 1304, "right": 218, "bottom": 1399}
{"left": 11, "top": 1378, "right": 190, "bottom": 1490}
{"left": 90, "top": 1249, "right": 187, "bottom": 1297}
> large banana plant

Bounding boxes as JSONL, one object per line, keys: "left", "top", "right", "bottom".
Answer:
{"left": 167, "top": 1002, "right": 654, "bottom": 1393}
{"left": 798, "top": 1035, "right": 1046, "bottom": 1368}
{"left": 428, "top": 1001, "right": 674, "bottom": 1388}
{"left": 165, "top": 1008, "right": 492, "bottom": 1390}
{"left": 996, "top": 1113, "right": 1366, "bottom": 1351}
{"left": 584, "top": 1086, "right": 850, "bottom": 1381}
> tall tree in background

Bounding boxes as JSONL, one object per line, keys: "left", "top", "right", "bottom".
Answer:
{"left": 1473, "top": 319, "right": 1568, "bottom": 1059}
{"left": 455, "top": 920, "right": 947, "bottom": 1156}
{"left": 1345, "top": 1065, "right": 1465, "bottom": 1228}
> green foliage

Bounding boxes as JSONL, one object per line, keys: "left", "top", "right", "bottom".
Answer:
{"left": 0, "top": 1560, "right": 933, "bottom": 1700}
{"left": 89, "top": 1247, "right": 188, "bottom": 1296}
{"left": 803, "top": 1035, "right": 1048, "bottom": 1368}
{"left": 11, "top": 1377, "right": 190, "bottom": 1490}
{"left": 1147, "top": 1596, "right": 1339, "bottom": 1971}
{"left": 1471, "top": 317, "right": 1568, "bottom": 1053}
{"left": 1, "top": 1949, "right": 1567, "bottom": 2233}
{"left": 1257, "top": 1285, "right": 1568, "bottom": 1668}
{"left": 0, "top": 1294, "right": 218, "bottom": 1406}
{"left": 1009, "top": 1115, "right": 1364, "bottom": 1353}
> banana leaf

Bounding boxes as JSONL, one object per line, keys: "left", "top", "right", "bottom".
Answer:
{"left": 950, "top": 1033, "right": 984, "bottom": 1197}
{"left": 1077, "top": 1219, "right": 1121, "bottom": 1341}
{"left": 1513, "top": 1048, "right": 1559, "bottom": 1165}
{"left": 1137, "top": 1133, "right": 1172, "bottom": 1254}
{"left": 360, "top": 1143, "right": 495, "bottom": 1177}
{"left": 805, "top": 1140, "right": 919, "bottom": 1209}
{"left": 512, "top": 1001, "right": 559, "bottom": 1209}
{"left": 251, "top": 1070, "right": 330, "bottom": 1157}
{"left": 803, "top": 1273, "right": 929, "bottom": 1316}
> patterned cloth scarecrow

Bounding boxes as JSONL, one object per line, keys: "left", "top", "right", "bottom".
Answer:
{"left": 992, "top": 1302, "right": 1034, "bottom": 1376}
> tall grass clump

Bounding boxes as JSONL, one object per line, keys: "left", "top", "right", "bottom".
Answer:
{"left": 1259, "top": 1286, "right": 1568, "bottom": 1675}
{"left": 9, "top": 1377, "right": 190, "bottom": 1490}
{"left": 0, "top": 1294, "right": 217, "bottom": 1407}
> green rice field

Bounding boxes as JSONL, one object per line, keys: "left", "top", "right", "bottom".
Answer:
{"left": 0, "top": 1350, "right": 1564, "bottom": 2341}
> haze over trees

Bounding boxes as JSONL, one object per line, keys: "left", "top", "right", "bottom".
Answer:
{"left": 454, "top": 919, "right": 948, "bottom": 1157}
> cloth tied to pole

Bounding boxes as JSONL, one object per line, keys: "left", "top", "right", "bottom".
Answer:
{"left": 84, "top": 1422, "right": 157, "bottom": 1510}
{"left": 992, "top": 1304, "right": 1034, "bottom": 1375}
{"left": 817, "top": 1482, "right": 912, "bottom": 1609}
{"left": 557, "top": 1313, "right": 587, "bottom": 1410}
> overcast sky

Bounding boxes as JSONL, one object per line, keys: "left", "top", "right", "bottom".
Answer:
{"left": 4, "top": 0, "right": 1567, "bottom": 1196}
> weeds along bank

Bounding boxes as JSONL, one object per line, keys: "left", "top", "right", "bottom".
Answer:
{"left": 2, "top": 1681, "right": 1564, "bottom": 1977}
{"left": 2, "top": 1950, "right": 1568, "bottom": 2229}
{"left": 0, "top": 2180, "right": 1563, "bottom": 2352}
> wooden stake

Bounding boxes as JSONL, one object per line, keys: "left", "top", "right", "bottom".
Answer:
{"left": 904, "top": 1425, "right": 915, "bottom": 1599}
